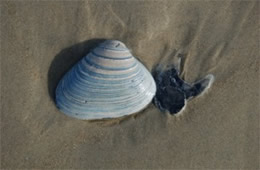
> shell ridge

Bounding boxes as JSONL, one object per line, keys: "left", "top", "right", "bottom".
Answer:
{"left": 78, "top": 60, "right": 141, "bottom": 80}
{"left": 97, "top": 46, "right": 129, "bottom": 52}
{"left": 83, "top": 57, "right": 137, "bottom": 71}
{"left": 77, "top": 61, "right": 143, "bottom": 82}
{"left": 90, "top": 51, "right": 133, "bottom": 60}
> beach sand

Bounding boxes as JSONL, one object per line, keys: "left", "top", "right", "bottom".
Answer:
{"left": 1, "top": 1, "right": 259, "bottom": 169}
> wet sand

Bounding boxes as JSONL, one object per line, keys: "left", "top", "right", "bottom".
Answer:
{"left": 1, "top": 1, "right": 259, "bottom": 169}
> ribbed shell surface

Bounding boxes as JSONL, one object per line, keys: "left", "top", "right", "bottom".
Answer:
{"left": 55, "top": 40, "right": 156, "bottom": 120}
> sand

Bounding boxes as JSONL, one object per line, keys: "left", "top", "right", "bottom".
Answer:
{"left": 1, "top": 1, "right": 259, "bottom": 169}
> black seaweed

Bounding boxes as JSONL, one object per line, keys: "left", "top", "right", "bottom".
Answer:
{"left": 153, "top": 67, "right": 211, "bottom": 115}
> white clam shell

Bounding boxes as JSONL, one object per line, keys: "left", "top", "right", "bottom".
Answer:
{"left": 55, "top": 40, "right": 156, "bottom": 120}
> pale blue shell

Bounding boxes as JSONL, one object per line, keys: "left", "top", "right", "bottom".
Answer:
{"left": 55, "top": 40, "right": 156, "bottom": 120}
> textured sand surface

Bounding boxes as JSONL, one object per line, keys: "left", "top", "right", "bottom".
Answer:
{"left": 1, "top": 1, "right": 259, "bottom": 169}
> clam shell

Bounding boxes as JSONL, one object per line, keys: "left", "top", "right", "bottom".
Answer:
{"left": 55, "top": 40, "right": 156, "bottom": 120}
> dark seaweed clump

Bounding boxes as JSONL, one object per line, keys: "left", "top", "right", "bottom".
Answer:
{"left": 153, "top": 68, "right": 186, "bottom": 114}
{"left": 153, "top": 67, "right": 209, "bottom": 114}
